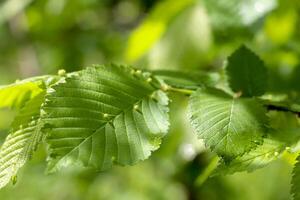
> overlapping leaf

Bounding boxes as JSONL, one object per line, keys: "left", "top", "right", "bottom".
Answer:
{"left": 42, "top": 65, "right": 169, "bottom": 172}
{"left": 0, "top": 91, "right": 45, "bottom": 188}
{"left": 214, "top": 138, "right": 284, "bottom": 175}
{"left": 0, "top": 75, "right": 58, "bottom": 109}
{"left": 0, "top": 81, "right": 42, "bottom": 109}
{"left": 226, "top": 45, "right": 268, "bottom": 97}
{"left": 189, "top": 87, "right": 267, "bottom": 159}
{"left": 268, "top": 111, "right": 300, "bottom": 144}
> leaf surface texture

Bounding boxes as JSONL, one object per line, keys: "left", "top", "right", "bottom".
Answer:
{"left": 0, "top": 91, "right": 45, "bottom": 188}
{"left": 42, "top": 65, "right": 170, "bottom": 172}
{"left": 189, "top": 87, "right": 267, "bottom": 158}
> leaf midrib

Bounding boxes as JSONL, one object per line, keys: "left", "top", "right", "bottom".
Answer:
{"left": 49, "top": 90, "right": 158, "bottom": 167}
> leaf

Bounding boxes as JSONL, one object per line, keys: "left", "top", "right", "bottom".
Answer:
{"left": 42, "top": 65, "right": 170, "bottom": 172}
{"left": 292, "top": 154, "right": 300, "bottom": 200}
{"left": 268, "top": 111, "right": 300, "bottom": 144}
{"left": 188, "top": 87, "right": 267, "bottom": 159}
{"left": 0, "top": 81, "right": 42, "bottom": 109}
{"left": 214, "top": 138, "right": 284, "bottom": 175}
{"left": 226, "top": 45, "right": 268, "bottom": 97}
{"left": 0, "top": 91, "right": 45, "bottom": 189}
{"left": 0, "top": 75, "right": 58, "bottom": 109}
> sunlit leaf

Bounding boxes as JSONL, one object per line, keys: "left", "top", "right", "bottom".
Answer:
{"left": 0, "top": 76, "right": 58, "bottom": 110}
{"left": 0, "top": 81, "right": 42, "bottom": 110}
{"left": 42, "top": 65, "right": 170, "bottom": 172}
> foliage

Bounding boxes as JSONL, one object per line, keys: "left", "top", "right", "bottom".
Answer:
{"left": 226, "top": 45, "right": 268, "bottom": 97}
{"left": 1, "top": 0, "right": 300, "bottom": 199}
{"left": 43, "top": 65, "right": 169, "bottom": 172}
{"left": 189, "top": 87, "right": 267, "bottom": 159}
{"left": 0, "top": 44, "right": 299, "bottom": 198}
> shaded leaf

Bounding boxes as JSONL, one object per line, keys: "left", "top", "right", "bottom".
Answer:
{"left": 226, "top": 45, "right": 268, "bottom": 97}
{"left": 268, "top": 111, "right": 300, "bottom": 144}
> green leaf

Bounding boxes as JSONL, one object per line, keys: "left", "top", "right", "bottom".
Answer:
{"left": 188, "top": 87, "right": 267, "bottom": 159}
{"left": 214, "top": 138, "right": 284, "bottom": 175}
{"left": 0, "top": 75, "right": 58, "bottom": 109}
{"left": 226, "top": 45, "right": 268, "bottom": 97}
{"left": 0, "top": 81, "right": 42, "bottom": 109}
{"left": 42, "top": 65, "right": 170, "bottom": 172}
{"left": 0, "top": 91, "right": 45, "bottom": 189}
{"left": 268, "top": 111, "right": 300, "bottom": 144}
{"left": 292, "top": 155, "right": 300, "bottom": 200}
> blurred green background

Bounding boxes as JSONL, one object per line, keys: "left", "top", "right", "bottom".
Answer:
{"left": 0, "top": 0, "right": 300, "bottom": 199}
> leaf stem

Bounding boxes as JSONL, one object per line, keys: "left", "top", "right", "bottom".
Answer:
{"left": 167, "top": 87, "right": 194, "bottom": 95}
{"left": 194, "top": 156, "right": 220, "bottom": 187}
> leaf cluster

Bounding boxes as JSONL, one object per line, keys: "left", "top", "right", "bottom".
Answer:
{"left": 0, "top": 46, "right": 300, "bottom": 199}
